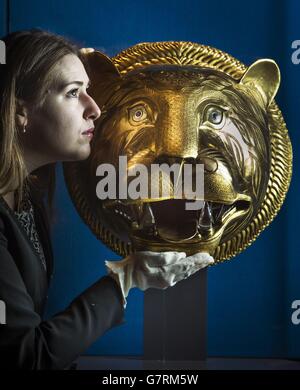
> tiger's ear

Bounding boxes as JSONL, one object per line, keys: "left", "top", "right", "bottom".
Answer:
{"left": 240, "top": 59, "right": 280, "bottom": 107}
{"left": 79, "top": 48, "right": 122, "bottom": 108}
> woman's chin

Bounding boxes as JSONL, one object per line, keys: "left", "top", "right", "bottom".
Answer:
{"left": 65, "top": 145, "right": 91, "bottom": 162}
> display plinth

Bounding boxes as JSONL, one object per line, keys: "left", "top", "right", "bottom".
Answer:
{"left": 144, "top": 269, "right": 207, "bottom": 361}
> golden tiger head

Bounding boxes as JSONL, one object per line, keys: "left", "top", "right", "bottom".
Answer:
{"left": 64, "top": 42, "right": 292, "bottom": 263}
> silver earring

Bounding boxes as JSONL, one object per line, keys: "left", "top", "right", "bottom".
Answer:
{"left": 23, "top": 125, "right": 26, "bottom": 133}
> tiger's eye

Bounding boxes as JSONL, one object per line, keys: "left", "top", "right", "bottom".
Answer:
{"left": 129, "top": 105, "right": 148, "bottom": 122}
{"left": 206, "top": 107, "right": 223, "bottom": 125}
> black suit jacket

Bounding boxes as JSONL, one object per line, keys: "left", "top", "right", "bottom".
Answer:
{"left": 0, "top": 191, "right": 124, "bottom": 369}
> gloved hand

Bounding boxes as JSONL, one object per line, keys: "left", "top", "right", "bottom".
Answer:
{"left": 105, "top": 251, "right": 214, "bottom": 307}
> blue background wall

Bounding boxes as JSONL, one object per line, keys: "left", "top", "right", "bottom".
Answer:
{"left": 2, "top": 0, "right": 300, "bottom": 358}
{"left": 0, "top": 1, "right": 7, "bottom": 37}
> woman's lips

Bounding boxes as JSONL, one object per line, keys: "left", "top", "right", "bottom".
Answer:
{"left": 82, "top": 128, "right": 94, "bottom": 139}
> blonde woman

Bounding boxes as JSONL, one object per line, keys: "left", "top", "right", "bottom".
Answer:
{"left": 0, "top": 29, "right": 213, "bottom": 369}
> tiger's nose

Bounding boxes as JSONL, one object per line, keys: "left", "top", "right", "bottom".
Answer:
{"left": 158, "top": 97, "right": 199, "bottom": 158}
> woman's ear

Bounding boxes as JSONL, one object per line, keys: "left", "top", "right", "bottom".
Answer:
{"left": 80, "top": 48, "right": 122, "bottom": 109}
{"left": 240, "top": 59, "right": 281, "bottom": 107}
{"left": 15, "top": 99, "right": 28, "bottom": 129}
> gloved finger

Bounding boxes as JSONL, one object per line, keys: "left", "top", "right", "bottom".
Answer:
{"left": 155, "top": 251, "right": 187, "bottom": 266}
{"left": 170, "top": 266, "right": 196, "bottom": 284}
{"left": 162, "top": 259, "right": 194, "bottom": 277}
{"left": 163, "top": 253, "right": 213, "bottom": 274}
{"left": 137, "top": 257, "right": 205, "bottom": 290}
{"left": 185, "top": 252, "right": 214, "bottom": 266}
{"left": 79, "top": 47, "right": 95, "bottom": 54}
{"left": 134, "top": 267, "right": 172, "bottom": 290}
{"left": 164, "top": 256, "right": 213, "bottom": 284}
{"left": 132, "top": 250, "right": 186, "bottom": 267}
{"left": 148, "top": 265, "right": 189, "bottom": 287}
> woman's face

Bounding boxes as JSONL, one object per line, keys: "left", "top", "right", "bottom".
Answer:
{"left": 22, "top": 53, "right": 101, "bottom": 168}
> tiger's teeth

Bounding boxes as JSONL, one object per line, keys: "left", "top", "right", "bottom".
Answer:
{"left": 138, "top": 203, "right": 158, "bottom": 235}
{"left": 215, "top": 204, "right": 225, "bottom": 222}
{"left": 198, "top": 201, "right": 213, "bottom": 236}
{"left": 140, "top": 203, "right": 155, "bottom": 228}
{"left": 131, "top": 203, "right": 144, "bottom": 225}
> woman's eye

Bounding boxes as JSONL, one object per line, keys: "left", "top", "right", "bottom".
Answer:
{"left": 205, "top": 106, "right": 224, "bottom": 125}
{"left": 129, "top": 105, "right": 148, "bottom": 122}
{"left": 67, "top": 88, "right": 80, "bottom": 98}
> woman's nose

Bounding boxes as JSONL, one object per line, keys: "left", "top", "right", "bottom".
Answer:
{"left": 84, "top": 95, "right": 101, "bottom": 121}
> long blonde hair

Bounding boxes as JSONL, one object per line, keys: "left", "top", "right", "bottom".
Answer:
{"left": 0, "top": 29, "right": 80, "bottom": 215}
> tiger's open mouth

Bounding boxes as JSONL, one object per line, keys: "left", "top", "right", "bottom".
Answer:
{"left": 104, "top": 196, "right": 251, "bottom": 244}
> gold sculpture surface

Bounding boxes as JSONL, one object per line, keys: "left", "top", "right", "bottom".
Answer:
{"left": 63, "top": 42, "right": 292, "bottom": 263}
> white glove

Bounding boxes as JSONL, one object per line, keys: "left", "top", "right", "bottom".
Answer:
{"left": 106, "top": 251, "right": 214, "bottom": 307}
